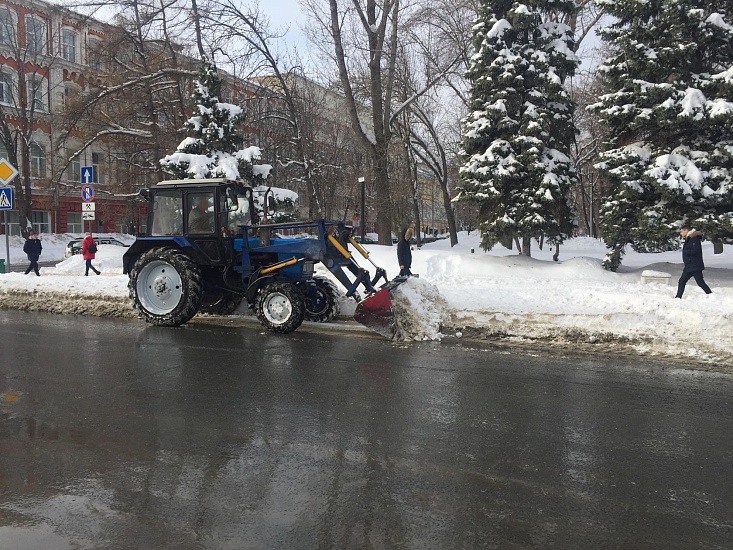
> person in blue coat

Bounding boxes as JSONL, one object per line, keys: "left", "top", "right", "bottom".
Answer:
{"left": 675, "top": 226, "right": 712, "bottom": 298}
{"left": 397, "top": 226, "right": 413, "bottom": 277}
{"left": 23, "top": 230, "right": 42, "bottom": 276}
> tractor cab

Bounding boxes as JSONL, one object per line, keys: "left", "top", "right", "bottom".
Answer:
{"left": 128, "top": 178, "right": 258, "bottom": 270}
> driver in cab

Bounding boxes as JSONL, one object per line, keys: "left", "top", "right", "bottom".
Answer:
{"left": 188, "top": 194, "right": 214, "bottom": 233}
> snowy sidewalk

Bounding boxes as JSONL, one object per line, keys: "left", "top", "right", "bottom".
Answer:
{"left": 1, "top": 233, "right": 732, "bottom": 365}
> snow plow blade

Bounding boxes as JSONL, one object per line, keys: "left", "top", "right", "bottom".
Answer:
{"left": 353, "top": 278, "right": 406, "bottom": 339}
{"left": 354, "top": 288, "right": 395, "bottom": 339}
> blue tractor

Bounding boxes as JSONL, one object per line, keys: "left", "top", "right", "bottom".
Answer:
{"left": 122, "top": 178, "right": 395, "bottom": 335}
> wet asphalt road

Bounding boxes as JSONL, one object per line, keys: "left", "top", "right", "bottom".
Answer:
{"left": 1, "top": 311, "right": 733, "bottom": 549}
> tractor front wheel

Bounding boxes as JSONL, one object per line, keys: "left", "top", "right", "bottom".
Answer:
{"left": 255, "top": 282, "right": 305, "bottom": 334}
{"left": 303, "top": 276, "right": 342, "bottom": 322}
{"left": 129, "top": 247, "right": 203, "bottom": 326}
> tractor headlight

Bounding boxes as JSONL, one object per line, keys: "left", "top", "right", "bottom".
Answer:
{"left": 303, "top": 261, "right": 315, "bottom": 275}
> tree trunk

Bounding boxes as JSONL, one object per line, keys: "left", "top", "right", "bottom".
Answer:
{"left": 375, "top": 140, "right": 392, "bottom": 245}
{"left": 441, "top": 185, "right": 458, "bottom": 247}
{"left": 411, "top": 161, "right": 421, "bottom": 247}
{"left": 522, "top": 235, "right": 532, "bottom": 257}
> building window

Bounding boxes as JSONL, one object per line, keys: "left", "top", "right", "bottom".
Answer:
{"left": 30, "top": 142, "right": 45, "bottom": 178}
{"left": 0, "top": 72, "right": 14, "bottom": 105}
{"left": 0, "top": 8, "right": 16, "bottom": 46}
{"left": 62, "top": 29, "right": 76, "bottom": 62}
{"left": 27, "top": 77, "right": 45, "bottom": 112}
{"left": 61, "top": 84, "right": 79, "bottom": 109}
{"left": 4, "top": 210, "right": 20, "bottom": 235}
{"left": 87, "top": 38, "right": 103, "bottom": 71}
{"left": 66, "top": 157, "right": 80, "bottom": 182}
{"left": 92, "top": 151, "right": 104, "bottom": 183}
{"left": 67, "top": 212, "right": 82, "bottom": 233}
{"left": 0, "top": 211, "right": 45, "bottom": 235}
{"left": 25, "top": 16, "right": 45, "bottom": 55}
{"left": 30, "top": 210, "right": 49, "bottom": 234}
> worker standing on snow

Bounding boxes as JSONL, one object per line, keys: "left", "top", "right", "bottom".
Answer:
{"left": 675, "top": 225, "right": 712, "bottom": 298}
{"left": 397, "top": 226, "right": 413, "bottom": 277}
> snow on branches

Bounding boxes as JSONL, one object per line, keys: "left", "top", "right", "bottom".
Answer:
{"left": 160, "top": 60, "right": 271, "bottom": 182}
{"left": 457, "top": 0, "right": 579, "bottom": 255}
{"left": 593, "top": 1, "right": 733, "bottom": 269}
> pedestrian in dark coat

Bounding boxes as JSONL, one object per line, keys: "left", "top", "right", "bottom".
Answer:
{"left": 397, "top": 226, "right": 413, "bottom": 277}
{"left": 675, "top": 226, "right": 712, "bottom": 298}
{"left": 23, "top": 230, "right": 42, "bottom": 276}
{"left": 82, "top": 232, "right": 101, "bottom": 276}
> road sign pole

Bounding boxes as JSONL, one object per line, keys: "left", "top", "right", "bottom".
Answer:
{"left": 0, "top": 162, "right": 17, "bottom": 270}
{"left": 4, "top": 212, "right": 8, "bottom": 270}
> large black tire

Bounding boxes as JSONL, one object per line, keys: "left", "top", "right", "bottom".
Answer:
{"left": 200, "top": 292, "right": 243, "bottom": 315}
{"left": 302, "top": 276, "right": 342, "bottom": 323}
{"left": 129, "top": 247, "right": 203, "bottom": 326}
{"left": 255, "top": 282, "right": 305, "bottom": 334}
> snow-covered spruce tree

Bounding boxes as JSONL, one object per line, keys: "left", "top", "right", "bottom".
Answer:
{"left": 160, "top": 59, "right": 266, "bottom": 182}
{"left": 591, "top": 1, "right": 733, "bottom": 271}
{"left": 456, "top": 0, "right": 579, "bottom": 256}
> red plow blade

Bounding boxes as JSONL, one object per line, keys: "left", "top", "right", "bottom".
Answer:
{"left": 354, "top": 287, "right": 396, "bottom": 339}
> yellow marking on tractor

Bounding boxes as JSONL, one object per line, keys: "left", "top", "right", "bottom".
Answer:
{"left": 261, "top": 256, "right": 299, "bottom": 274}
{"left": 327, "top": 234, "right": 352, "bottom": 259}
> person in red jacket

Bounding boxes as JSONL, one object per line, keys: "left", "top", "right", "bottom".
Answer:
{"left": 81, "top": 232, "right": 101, "bottom": 276}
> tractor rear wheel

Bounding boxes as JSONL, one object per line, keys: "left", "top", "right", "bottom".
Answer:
{"left": 129, "top": 247, "right": 203, "bottom": 326}
{"left": 255, "top": 282, "right": 305, "bottom": 333}
{"left": 303, "top": 276, "right": 341, "bottom": 322}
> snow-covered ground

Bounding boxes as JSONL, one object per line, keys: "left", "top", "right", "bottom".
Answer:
{"left": 1, "top": 231, "right": 732, "bottom": 364}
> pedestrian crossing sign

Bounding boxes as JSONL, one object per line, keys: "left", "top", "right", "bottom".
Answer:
{"left": 0, "top": 186, "right": 11, "bottom": 210}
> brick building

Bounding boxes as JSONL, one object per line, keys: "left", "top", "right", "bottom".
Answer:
{"left": 0, "top": 0, "right": 371, "bottom": 237}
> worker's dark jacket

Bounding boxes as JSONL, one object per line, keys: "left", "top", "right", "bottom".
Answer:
{"left": 682, "top": 232, "right": 705, "bottom": 273}
{"left": 23, "top": 238, "right": 42, "bottom": 261}
{"left": 397, "top": 228, "right": 412, "bottom": 271}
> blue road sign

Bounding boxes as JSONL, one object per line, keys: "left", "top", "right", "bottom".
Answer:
{"left": 81, "top": 166, "right": 94, "bottom": 184}
{"left": 81, "top": 184, "right": 95, "bottom": 202}
{"left": 0, "top": 186, "right": 11, "bottom": 210}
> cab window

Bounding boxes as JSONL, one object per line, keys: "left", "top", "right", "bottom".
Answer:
{"left": 224, "top": 190, "right": 253, "bottom": 233}
{"left": 151, "top": 191, "right": 183, "bottom": 236}
{"left": 187, "top": 192, "right": 215, "bottom": 234}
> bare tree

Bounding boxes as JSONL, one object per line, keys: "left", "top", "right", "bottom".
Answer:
{"left": 390, "top": 2, "right": 476, "bottom": 246}
{"left": 195, "top": 0, "right": 366, "bottom": 221}
{"left": 297, "top": 0, "right": 401, "bottom": 244}
{"left": 301, "top": 0, "right": 469, "bottom": 245}
{"left": 50, "top": 0, "right": 200, "bottom": 205}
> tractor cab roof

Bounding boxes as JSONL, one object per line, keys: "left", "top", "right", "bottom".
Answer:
{"left": 154, "top": 178, "right": 248, "bottom": 187}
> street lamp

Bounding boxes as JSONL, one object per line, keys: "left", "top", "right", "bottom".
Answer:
{"left": 359, "top": 177, "right": 365, "bottom": 240}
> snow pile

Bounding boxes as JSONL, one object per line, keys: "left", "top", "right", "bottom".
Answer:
{"left": 389, "top": 277, "right": 449, "bottom": 341}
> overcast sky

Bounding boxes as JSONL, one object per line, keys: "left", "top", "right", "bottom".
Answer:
{"left": 264, "top": 0, "right": 308, "bottom": 49}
